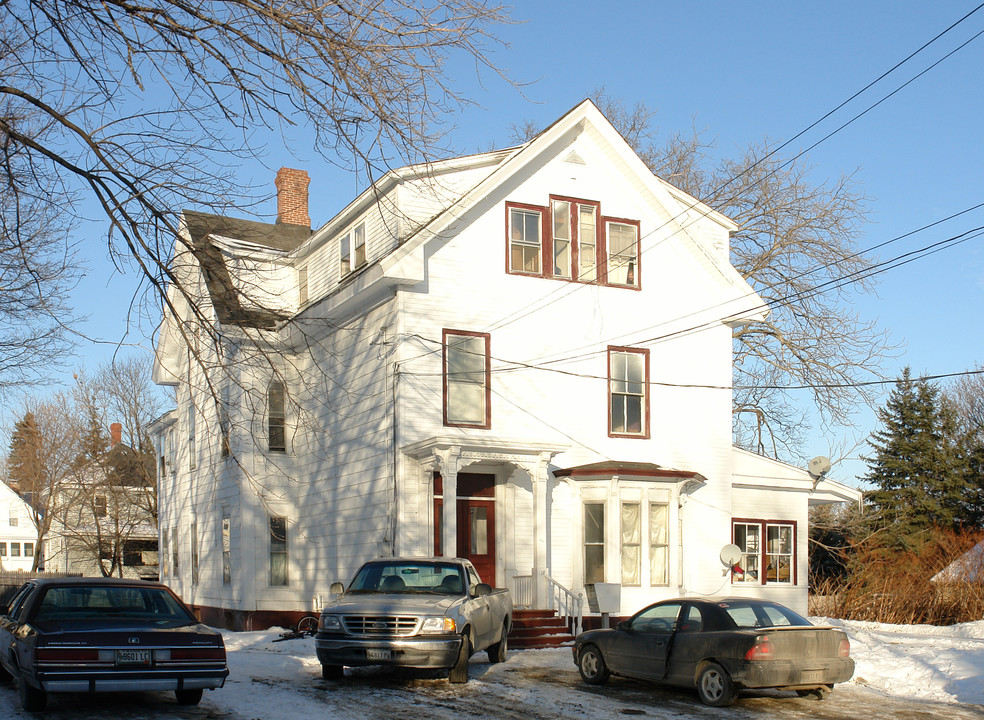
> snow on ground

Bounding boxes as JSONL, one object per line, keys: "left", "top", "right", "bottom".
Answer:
{"left": 217, "top": 616, "right": 984, "bottom": 714}
{"left": 824, "top": 617, "right": 984, "bottom": 706}
{"left": 3, "top": 617, "right": 984, "bottom": 717}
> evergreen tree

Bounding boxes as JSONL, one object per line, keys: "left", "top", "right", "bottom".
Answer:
{"left": 863, "top": 368, "right": 965, "bottom": 548}
{"left": 7, "top": 412, "right": 44, "bottom": 498}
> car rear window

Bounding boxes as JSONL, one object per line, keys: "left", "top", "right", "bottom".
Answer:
{"left": 34, "top": 586, "right": 195, "bottom": 623}
{"left": 720, "top": 601, "right": 811, "bottom": 629}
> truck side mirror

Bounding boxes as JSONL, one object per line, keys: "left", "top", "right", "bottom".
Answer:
{"left": 473, "top": 583, "right": 492, "bottom": 597}
{"left": 329, "top": 582, "right": 345, "bottom": 595}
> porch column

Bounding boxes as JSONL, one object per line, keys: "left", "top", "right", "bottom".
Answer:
{"left": 531, "top": 452, "right": 552, "bottom": 607}
{"left": 439, "top": 447, "right": 461, "bottom": 560}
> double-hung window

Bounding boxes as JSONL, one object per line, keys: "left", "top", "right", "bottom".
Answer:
{"left": 222, "top": 515, "right": 232, "bottom": 585}
{"left": 550, "top": 197, "right": 601, "bottom": 281}
{"left": 270, "top": 516, "right": 288, "bottom": 586}
{"left": 584, "top": 503, "right": 605, "bottom": 584}
{"left": 268, "top": 380, "right": 286, "bottom": 452}
{"left": 506, "top": 197, "right": 637, "bottom": 287}
{"left": 733, "top": 520, "right": 796, "bottom": 585}
{"left": 607, "top": 220, "right": 640, "bottom": 286}
{"left": 191, "top": 520, "right": 199, "bottom": 586}
{"left": 298, "top": 265, "right": 309, "bottom": 306}
{"left": 608, "top": 347, "right": 649, "bottom": 438}
{"left": 507, "top": 204, "right": 543, "bottom": 275}
{"left": 443, "top": 330, "right": 491, "bottom": 428}
{"left": 620, "top": 502, "right": 641, "bottom": 585}
{"left": 650, "top": 502, "right": 669, "bottom": 585}
{"left": 339, "top": 223, "right": 366, "bottom": 278}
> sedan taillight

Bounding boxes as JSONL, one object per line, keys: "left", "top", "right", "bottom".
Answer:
{"left": 838, "top": 637, "right": 851, "bottom": 657}
{"left": 36, "top": 648, "right": 100, "bottom": 662}
{"left": 744, "top": 636, "right": 775, "bottom": 660}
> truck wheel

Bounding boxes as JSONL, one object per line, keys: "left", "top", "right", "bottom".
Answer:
{"left": 449, "top": 634, "right": 470, "bottom": 683}
{"left": 487, "top": 620, "right": 509, "bottom": 663}
{"left": 322, "top": 664, "right": 344, "bottom": 681}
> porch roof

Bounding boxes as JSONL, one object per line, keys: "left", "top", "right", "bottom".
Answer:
{"left": 552, "top": 461, "right": 705, "bottom": 482}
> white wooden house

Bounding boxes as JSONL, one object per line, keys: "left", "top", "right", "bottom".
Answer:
{"left": 0, "top": 481, "right": 39, "bottom": 572}
{"left": 152, "top": 100, "right": 860, "bottom": 629}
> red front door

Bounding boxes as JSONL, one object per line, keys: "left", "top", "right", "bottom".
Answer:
{"left": 457, "top": 498, "right": 495, "bottom": 584}
{"left": 433, "top": 472, "right": 496, "bottom": 585}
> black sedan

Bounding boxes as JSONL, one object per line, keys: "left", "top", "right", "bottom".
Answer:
{"left": 0, "top": 577, "right": 228, "bottom": 711}
{"left": 573, "top": 597, "right": 854, "bottom": 706}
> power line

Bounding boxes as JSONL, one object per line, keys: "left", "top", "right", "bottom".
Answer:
{"left": 481, "top": 5, "right": 984, "bottom": 335}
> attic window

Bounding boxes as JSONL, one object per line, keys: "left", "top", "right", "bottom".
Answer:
{"left": 298, "top": 266, "right": 308, "bottom": 306}
{"left": 340, "top": 223, "right": 366, "bottom": 278}
{"left": 506, "top": 195, "right": 639, "bottom": 288}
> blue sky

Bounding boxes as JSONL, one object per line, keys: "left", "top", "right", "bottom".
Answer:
{"left": 49, "top": 1, "right": 984, "bottom": 486}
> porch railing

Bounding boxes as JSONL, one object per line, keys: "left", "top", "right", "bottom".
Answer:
{"left": 512, "top": 573, "right": 583, "bottom": 636}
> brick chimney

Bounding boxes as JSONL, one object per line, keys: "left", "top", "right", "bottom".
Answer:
{"left": 110, "top": 422, "right": 122, "bottom": 448}
{"left": 275, "top": 167, "right": 311, "bottom": 227}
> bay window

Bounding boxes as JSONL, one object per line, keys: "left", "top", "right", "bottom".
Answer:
{"left": 584, "top": 503, "right": 605, "bottom": 584}
{"left": 443, "top": 329, "right": 491, "bottom": 428}
{"left": 650, "top": 502, "right": 669, "bottom": 586}
{"left": 620, "top": 502, "right": 641, "bottom": 585}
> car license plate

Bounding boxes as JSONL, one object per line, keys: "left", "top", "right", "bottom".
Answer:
{"left": 800, "top": 669, "right": 823, "bottom": 683}
{"left": 366, "top": 649, "right": 391, "bottom": 661}
{"left": 115, "top": 649, "right": 151, "bottom": 665}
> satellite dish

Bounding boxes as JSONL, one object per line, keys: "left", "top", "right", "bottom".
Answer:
{"left": 808, "top": 456, "right": 832, "bottom": 480}
{"left": 720, "top": 544, "right": 742, "bottom": 567}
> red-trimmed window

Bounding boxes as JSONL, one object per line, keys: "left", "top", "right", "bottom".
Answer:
{"left": 606, "top": 219, "right": 640, "bottom": 287}
{"left": 443, "top": 329, "right": 491, "bottom": 429}
{"left": 550, "top": 197, "right": 601, "bottom": 281}
{"left": 732, "top": 519, "right": 797, "bottom": 585}
{"left": 507, "top": 196, "right": 638, "bottom": 287}
{"left": 506, "top": 203, "right": 545, "bottom": 275}
{"left": 608, "top": 346, "right": 650, "bottom": 438}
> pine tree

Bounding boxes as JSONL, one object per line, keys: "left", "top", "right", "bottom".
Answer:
{"left": 7, "top": 412, "right": 44, "bottom": 498}
{"left": 863, "top": 368, "right": 965, "bottom": 548}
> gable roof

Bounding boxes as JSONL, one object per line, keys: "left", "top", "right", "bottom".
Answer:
{"left": 355, "top": 98, "right": 766, "bottom": 327}
{"left": 932, "top": 540, "right": 984, "bottom": 583}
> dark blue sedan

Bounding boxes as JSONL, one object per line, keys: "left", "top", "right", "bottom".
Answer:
{"left": 0, "top": 577, "right": 228, "bottom": 711}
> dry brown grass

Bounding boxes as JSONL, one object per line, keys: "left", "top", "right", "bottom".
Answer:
{"left": 809, "top": 529, "right": 984, "bottom": 624}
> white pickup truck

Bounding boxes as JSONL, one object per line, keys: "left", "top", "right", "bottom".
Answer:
{"left": 315, "top": 557, "right": 512, "bottom": 683}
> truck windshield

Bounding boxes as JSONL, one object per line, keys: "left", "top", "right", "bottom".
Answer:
{"left": 349, "top": 561, "right": 467, "bottom": 595}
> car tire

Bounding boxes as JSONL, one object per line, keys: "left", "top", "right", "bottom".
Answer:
{"left": 321, "top": 664, "right": 344, "bottom": 680}
{"left": 487, "top": 621, "right": 509, "bottom": 663}
{"left": 696, "top": 662, "right": 737, "bottom": 707}
{"left": 449, "top": 633, "right": 470, "bottom": 683}
{"left": 19, "top": 677, "right": 47, "bottom": 712}
{"left": 577, "top": 645, "right": 610, "bottom": 685}
{"left": 175, "top": 688, "right": 204, "bottom": 705}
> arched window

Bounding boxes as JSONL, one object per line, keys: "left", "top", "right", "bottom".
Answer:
{"left": 268, "top": 380, "right": 286, "bottom": 452}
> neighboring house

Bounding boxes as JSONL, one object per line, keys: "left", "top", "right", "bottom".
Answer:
{"left": 0, "top": 482, "right": 38, "bottom": 571}
{"left": 152, "top": 99, "right": 860, "bottom": 629}
{"left": 46, "top": 423, "right": 159, "bottom": 579}
{"left": 932, "top": 540, "right": 984, "bottom": 584}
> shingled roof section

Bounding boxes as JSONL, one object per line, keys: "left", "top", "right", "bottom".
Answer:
{"left": 182, "top": 211, "right": 311, "bottom": 329}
